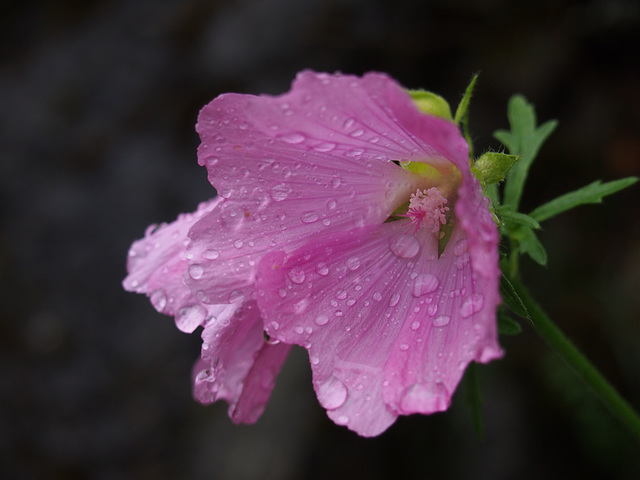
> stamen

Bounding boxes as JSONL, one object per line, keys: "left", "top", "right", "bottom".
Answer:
{"left": 401, "top": 187, "right": 449, "bottom": 234}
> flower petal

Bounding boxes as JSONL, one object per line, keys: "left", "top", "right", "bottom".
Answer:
{"left": 123, "top": 197, "right": 237, "bottom": 333}
{"left": 197, "top": 71, "right": 453, "bottom": 189}
{"left": 255, "top": 219, "right": 501, "bottom": 436}
{"left": 188, "top": 71, "right": 471, "bottom": 307}
{"left": 193, "top": 300, "right": 292, "bottom": 423}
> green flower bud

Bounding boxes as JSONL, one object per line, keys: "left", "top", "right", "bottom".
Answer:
{"left": 408, "top": 90, "right": 453, "bottom": 121}
{"left": 473, "top": 152, "right": 519, "bottom": 185}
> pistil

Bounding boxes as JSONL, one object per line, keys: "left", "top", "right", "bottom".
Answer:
{"left": 401, "top": 187, "right": 449, "bottom": 235}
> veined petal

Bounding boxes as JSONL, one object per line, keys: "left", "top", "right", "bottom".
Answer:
{"left": 255, "top": 220, "right": 501, "bottom": 436}
{"left": 123, "top": 197, "right": 236, "bottom": 333}
{"left": 193, "top": 300, "right": 291, "bottom": 423}
{"left": 384, "top": 82, "right": 471, "bottom": 172}
{"left": 184, "top": 160, "right": 419, "bottom": 305}
{"left": 197, "top": 71, "right": 455, "bottom": 191}
{"left": 189, "top": 71, "right": 470, "bottom": 306}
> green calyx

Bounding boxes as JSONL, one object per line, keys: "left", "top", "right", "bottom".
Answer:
{"left": 472, "top": 152, "right": 520, "bottom": 186}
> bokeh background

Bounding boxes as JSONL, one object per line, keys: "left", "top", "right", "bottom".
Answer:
{"left": 2, "top": 0, "right": 640, "bottom": 478}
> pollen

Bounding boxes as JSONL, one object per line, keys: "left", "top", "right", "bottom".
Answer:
{"left": 401, "top": 187, "right": 449, "bottom": 234}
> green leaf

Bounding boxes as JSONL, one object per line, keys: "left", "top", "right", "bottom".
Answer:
{"left": 464, "top": 362, "right": 484, "bottom": 438}
{"left": 455, "top": 74, "right": 479, "bottom": 158}
{"left": 529, "top": 177, "right": 638, "bottom": 222}
{"left": 494, "top": 95, "right": 558, "bottom": 211}
{"left": 473, "top": 152, "right": 520, "bottom": 185}
{"left": 500, "top": 274, "right": 529, "bottom": 319}
{"left": 498, "top": 208, "right": 541, "bottom": 230}
{"left": 454, "top": 74, "right": 478, "bottom": 126}
{"left": 408, "top": 90, "right": 453, "bottom": 121}
{"left": 519, "top": 226, "right": 547, "bottom": 265}
{"left": 498, "top": 311, "right": 523, "bottom": 335}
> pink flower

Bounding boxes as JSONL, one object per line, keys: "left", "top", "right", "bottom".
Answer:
{"left": 124, "top": 71, "right": 502, "bottom": 437}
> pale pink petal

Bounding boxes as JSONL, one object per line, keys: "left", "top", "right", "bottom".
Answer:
{"left": 123, "top": 197, "right": 238, "bottom": 333}
{"left": 196, "top": 71, "right": 457, "bottom": 192}
{"left": 255, "top": 219, "right": 501, "bottom": 436}
{"left": 193, "top": 300, "right": 292, "bottom": 423}
{"left": 186, "top": 71, "right": 465, "bottom": 306}
{"left": 185, "top": 159, "right": 418, "bottom": 306}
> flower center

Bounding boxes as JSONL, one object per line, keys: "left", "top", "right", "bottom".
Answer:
{"left": 401, "top": 187, "right": 449, "bottom": 234}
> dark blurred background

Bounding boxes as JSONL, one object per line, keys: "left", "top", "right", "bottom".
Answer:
{"left": 2, "top": 0, "right": 640, "bottom": 478}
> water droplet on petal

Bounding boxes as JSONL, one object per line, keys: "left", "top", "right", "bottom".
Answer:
{"left": 317, "top": 376, "right": 348, "bottom": 410}
{"left": 331, "top": 177, "right": 341, "bottom": 188}
{"left": 373, "top": 292, "right": 383, "bottom": 301}
{"left": 189, "top": 264, "right": 204, "bottom": 279}
{"left": 455, "top": 253, "right": 470, "bottom": 270}
{"left": 411, "top": 273, "right": 440, "bottom": 297}
{"left": 228, "top": 290, "right": 245, "bottom": 303}
{"left": 433, "top": 315, "right": 451, "bottom": 327}
{"left": 233, "top": 239, "right": 244, "bottom": 249}
{"left": 399, "top": 343, "right": 410, "bottom": 351}
{"left": 350, "top": 128, "right": 365, "bottom": 137}
{"left": 411, "top": 320, "right": 421, "bottom": 330}
{"left": 195, "top": 368, "right": 215, "bottom": 384}
{"left": 314, "top": 142, "right": 336, "bottom": 152}
{"left": 271, "top": 183, "right": 292, "bottom": 201}
{"left": 460, "top": 294, "right": 484, "bottom": 318}
{"left": 150, "top": 290, "right": 167, "bottom": 311}
{"left": 389, "top": 234, "right": 420, "bottom": 259}
{"left": 326, "top": 199, "right": 337, "bottom": 209}
{"left": 314, "top": 314, "right": 329, "bottom": 326}
{"left": 280, "top": 132, "right": 306, "bottom": 144}
{"left": 288, "top": 267, "right": 306, "bottom": 284}
{"left": 346, "top": 256, "right": 360, "bottom": 270}
{"left": 335, "top": 415, "right": 350, "bottom": 425}
{"left": 400, "top": 382, "right": 449, "bottom": 413}
{"left": 345, "top": 148, "right": 364, "bottom": 158}
{"left": 315, "top": 262, "right": 329, "bottom": 276}
{"left": 294, "top": 325, "right": 304, "bottom": 334}
{"left": 454, "top": 239, "right": 468, "bottom": 256}
{"left": 301, "top": 211, "right": 319, "bottom": 223}
{"left": 176, "top": 304, "right": 206, "bottom": 333}
{"left": 202, "top": 249, "right": 220, "bottom": 260}
{"left": 389, "top": 292, "right": 401, "bottom": 307}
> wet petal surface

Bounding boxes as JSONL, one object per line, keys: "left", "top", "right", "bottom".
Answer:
{"left": 255, "top": 219, "right": 501, "bottom": 436}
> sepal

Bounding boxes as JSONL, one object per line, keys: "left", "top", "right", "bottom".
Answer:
{"left": 473, "top": 152, "right": 519, "bottom": 186}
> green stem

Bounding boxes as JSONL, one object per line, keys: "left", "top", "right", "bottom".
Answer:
{"left": 508, "top": 275, "right": 640, "bottom": 441}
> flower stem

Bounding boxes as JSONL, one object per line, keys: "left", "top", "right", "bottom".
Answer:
{"left": 508, "top": 275, "right": 640, "bottom": 441}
